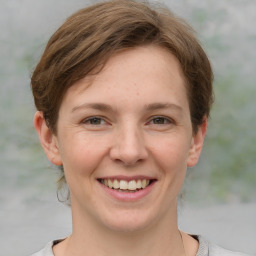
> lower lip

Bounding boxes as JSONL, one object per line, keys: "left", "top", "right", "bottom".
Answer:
{"left": 98, "top": 181, "right": 156, "bottom": 202}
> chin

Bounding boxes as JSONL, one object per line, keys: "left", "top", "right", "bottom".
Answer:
{"left": 99, "top": 208, "right": 159, "bottom": 233}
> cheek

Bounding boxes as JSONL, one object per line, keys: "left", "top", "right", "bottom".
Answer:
{"left": 58, "top": 134, "right": 109, "bottom": 179}
{"left": 58, "top": 135, "right": 110, "bottom": 203}
{"left": 150, "top": 135, "right": 191, "bottom": 171}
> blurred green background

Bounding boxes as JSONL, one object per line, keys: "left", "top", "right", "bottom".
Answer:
{"left": 182, "top": 1, "right": 256, "bottom": 203}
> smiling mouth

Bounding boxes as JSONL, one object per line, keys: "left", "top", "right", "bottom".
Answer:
{"left": 98, "top": 178, "right": 155, "bottom": 192}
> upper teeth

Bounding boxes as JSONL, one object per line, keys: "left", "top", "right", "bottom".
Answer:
{"left": 101, "top": 179, "right": 150, "bottom": 190}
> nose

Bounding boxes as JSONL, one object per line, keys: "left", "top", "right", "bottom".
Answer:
{"left": 109, "top": 125, "right": 148, "bottom": 166}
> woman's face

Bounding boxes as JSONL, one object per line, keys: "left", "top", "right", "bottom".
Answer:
{"left": 42, "top": 45, "right": 205, "bottom": 232}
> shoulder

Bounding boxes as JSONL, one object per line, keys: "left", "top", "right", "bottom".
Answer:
{"left": 196, "top": 235, "right": 252, "bottom": 256}
{"left": 30, "top": 240, "right": 59, "bottom": 256}
{"left": 209, "top": 243, "right": 252, "bottom": 256}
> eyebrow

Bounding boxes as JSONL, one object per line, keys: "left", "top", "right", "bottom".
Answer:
{"left": 71, "top": 103, "right": 114, "bottom": 113}
{"left": 145, "top": 103, "right": 183, "bottom": 112}
{"left": 72, "top": 102, "right": 183, "bottom": 113}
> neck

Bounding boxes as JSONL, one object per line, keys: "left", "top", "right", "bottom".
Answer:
{"left": 55, "top": 201, "right": 186, "bottom": 256}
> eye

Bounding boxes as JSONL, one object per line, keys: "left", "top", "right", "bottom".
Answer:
{"left": 145, "top": 116, "right": 175, "bottom": 131}
{"left": 148, "top": 116, "right": 173, "bottom": 125}
{"left": 82, "top": 117, "right": 107, "bottom": 125}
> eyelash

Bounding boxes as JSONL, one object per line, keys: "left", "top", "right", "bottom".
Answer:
{"left": 147, "top": 116, "right": 174, "bottom": 125}
{"left": 81, "top": 116, "right": 174, "bottom": 127}
{"left": 82, "top": 116, "right": 108, "bottom": 125}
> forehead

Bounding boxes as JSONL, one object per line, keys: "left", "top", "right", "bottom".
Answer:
{"left": 70, "top": 45, "right": 185, "bottom": 93}
{"left": 61, "top": 45, "right": 188, "bottom": 111}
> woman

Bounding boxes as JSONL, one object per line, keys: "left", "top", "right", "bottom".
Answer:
{"left": 31, "top": 1, "right": 249, "bottom": 255}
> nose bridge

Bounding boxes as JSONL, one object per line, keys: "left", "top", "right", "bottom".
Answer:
{"left": 110, "top": 122, "right": 148, "bottom": 165}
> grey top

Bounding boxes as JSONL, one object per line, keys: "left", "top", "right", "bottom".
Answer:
{"left": 31, "top": 235, "right": 251, "bottom": 256}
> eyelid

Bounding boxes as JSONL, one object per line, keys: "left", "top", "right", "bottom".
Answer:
{"left": 146, "top": 116, "right": 174, "bottom": 125}
{"left": 81, "top": 115, "right": 174, "bottom": 126}
{"left": 81, "top": 116, "right": 109, "bottom": 125}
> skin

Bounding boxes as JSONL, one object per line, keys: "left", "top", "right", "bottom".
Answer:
{"left": 35, "top": 45, "right": 207, "bottom": 256}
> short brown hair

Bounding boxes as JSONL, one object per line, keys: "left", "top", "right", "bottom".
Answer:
{"left": 31, "top": 0, "right": 213, "bottom": 135}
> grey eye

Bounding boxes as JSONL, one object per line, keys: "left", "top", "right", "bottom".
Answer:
{"left": 152, "top": 117, "right": 170, "bottom": 124}
{"left": 84, "top": 117, "right": 104, "bottom": 125}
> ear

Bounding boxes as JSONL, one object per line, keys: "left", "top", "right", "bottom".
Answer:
{"left": 34, "top": 111, "right": 62, "bottom": 166}
{"left": 187, "top": 118, "right": 208, "bottom": 167}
